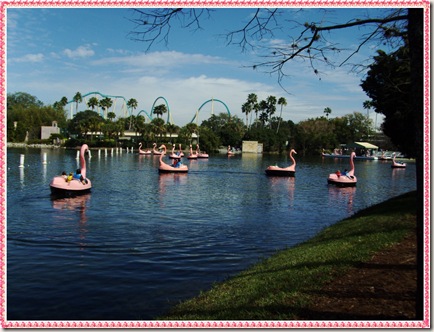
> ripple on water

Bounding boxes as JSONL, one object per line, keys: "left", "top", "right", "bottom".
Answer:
{"left": 6, "top": 149, "right": 416, "bottom": 320}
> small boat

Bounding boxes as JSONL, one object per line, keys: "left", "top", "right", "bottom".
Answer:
{"left": 50, "top": 144, "right": 92, "bottom": 196}
{"left": 391, "top": 152, "right": 406, "bottom": 168}
{"left": 265, "top": 149, "right": 297, "bottom": 177}
{"left": 169, "top": 144, "right": 183, "bottom": 159}
{"left": 322, "top": 153, "right": 377, "bottom": 161}
{"left": 196, "top": 144, "right": 209, "bottom": 158}
{"left": 152, "top": 143, "right": 163, "bottom": 155}
{"left": 158, "top": 145, "right": 188, "bottom": 173}
{"left": 327, "top": 152, "right": 357, "bottom": 187}
{"left": 227, "top": 145, "right": 234, "bottom": 156}
{"left": 187, "top": 144, "right": 198, "bottom": 159}
{"left": 138, "top": 143, "right": 151, "bottom": 155}
{"left": 377, "top": 151, "right": 392, "bottom": 161}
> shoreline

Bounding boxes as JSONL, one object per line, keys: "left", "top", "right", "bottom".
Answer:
{"left": 6, "top": 142, "right": 61, "bottom": 149}
{"left": 159, "top": 191, "right": 419, "bottom": 321}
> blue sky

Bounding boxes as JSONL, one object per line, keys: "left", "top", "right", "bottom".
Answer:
{"left": 6, "top": 5, "right": 400, "bottom": 127}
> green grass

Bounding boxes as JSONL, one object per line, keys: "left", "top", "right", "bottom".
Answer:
{"left": 158, "top": 191, "right": 417, "bottom": 320}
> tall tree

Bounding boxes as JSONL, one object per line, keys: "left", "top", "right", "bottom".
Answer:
{"left": 73, "top": 92, "right": 82, "bottom": 116}
{"left": 150, "top": 117, "right": 166, "bottom": 142}
{"left": 153, "top": 104, "right": 167, "bottom": 119}
{"left": 87, "top": 96, "right": 99, "bottom": 111}
{"left": 53, "top": 96, "right": 68, "bottom": 111}
{"left": 67, "top": 109, "right": 104, "bottom": 140}
{"left": 361, "top": 48, "right": 412, "bottom": 155}
{"left": 241, "top": 102, "right": 252, "bottom": 128}
{"left": 323, "top": 107, "right": 332, "bottom": 119}
{"left": 276, "top": 97, "right": 287, "bottom": 134}
{"left": 241, "top": 93, "right": 258, "bottom": 128}
{"left": 166, "top": 122, "right": 179, "bottom": 140}
{"left": 99, "top": 97, "right": 113, "bottom": 119}
{"left": 266, "top": 95, "right": 277, "bottom": 127}
{"left": 127, "top": 98, "right": 138, "bottom": 130}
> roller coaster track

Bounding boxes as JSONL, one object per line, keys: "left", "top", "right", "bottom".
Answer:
{"left": 67, "top": 92, "right": 230, "bottom": 125}
{"left": 67, "top": 91, "right": 130, "bottom": 120}
{"left": 190, "top": 98, "right": 231, "bottom": 123}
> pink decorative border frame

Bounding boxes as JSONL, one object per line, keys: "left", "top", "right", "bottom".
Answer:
{"left": 0, "top": 0, "right": 430, "bottom": 328}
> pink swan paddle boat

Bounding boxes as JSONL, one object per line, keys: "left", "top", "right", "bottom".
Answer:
{"left": 196, "top": 144, "right": 209, "bottom": 158}
{"left": 138, "top": 142, "right": 151, "bottom": 155}
{"left": 169, "top": 144, "right": 183, "bottom": 159}
{"left": 50, "top": 144, "right": 92, "bottom": 196}
{"left": 152, "top": 143, "right": 163, "bottom": 155}
{"left": 158, "top": 144, "right": 188, "bottom": 173}
{"left": 327, "top": 151, "right": 357, "bottom": 187}
{"left": 265, "top": 149, "right": 297, "bottom": 177}
{"left": 187, "top": 144, "right": 198, "bottom": 159}
{"left": 391, "top": 152, "right": 406, "bottom": 168}
{"left": 227, "top": 145, "right": 234, "bottom": 156}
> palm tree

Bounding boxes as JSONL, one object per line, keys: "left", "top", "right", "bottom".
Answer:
{"left": 258, "top": 100, "right": 268, "bottom": 127}
{"left": 99, "top": 97, "right": 113, "bottom": 119}
{"left": 153, "top": 104, "right": 167, "bottom": 119}
{"left": 246, "top": 93, "right": 258, "bottom": 127}
{"left": 324, "top": 107, "right": 332, "bottom": 119}
{"left": 151, "top": 117, "right": 166, "bottom": 142}
{"left": 241, "top": 102, "right": 251, "bottom": 128}
{"left": 276, "top": 97, "right": 287, "bottom": 134}
{"left": 127, "top": 98, "right": 138, "bottom": 130}
{"left": 59, "top": 96, "right": 68, "bottom": 107}
{"left": 87, "top": 96, "right": 99, "bottom": 111}
{"left": 107, "top": 112, "right": 116, "bottom": 122}
{"left": 73, "top": 92, "right": 82, "bottom": 116}
{"left": 259, "top": 111, "right": 268, "bottom": 127}
{"left": 185, "top": 122, "right": 198, "bottom": 144}
{"left": 166, "top": 123, "right": 179, "bottom": 140}
{"left": 53, "top": 96, "right": 68, "bottom": 110}
{"left": 266, "top": 95, "right": 277, "bottom": 128}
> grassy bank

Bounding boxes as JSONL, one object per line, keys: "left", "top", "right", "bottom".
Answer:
{"left": 159, "top": 191, "right": 417, "bottom": 320}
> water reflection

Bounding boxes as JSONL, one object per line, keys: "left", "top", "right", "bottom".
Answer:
{"left": 392, "top": 167, "right": 406, "bottom": 177}
{"left": 19, "top": 167, "right": 24, "bottom": 188}
{"left": 51, "top": 194, "right": 91, "bottom": 247}
{"left": 328, "top": 186, "right": 356, "bottom": 215}
{"left": 268, "top": 176, "right": 295, "bottom": 205}
{"left": 158, "top": 173, "right": 188, "bottom": 207}
{"left": 241, "top": 153, "right": 262, "bottom": 170}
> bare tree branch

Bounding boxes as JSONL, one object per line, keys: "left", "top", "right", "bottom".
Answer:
{"left": 224, "top": 8, "right": 279, "bottom": 51}
{"left": 127, "top": 8, "right": 212, "bottom": 51}
{"left": 127, "top": 8, "right": 408, "bottom": 80}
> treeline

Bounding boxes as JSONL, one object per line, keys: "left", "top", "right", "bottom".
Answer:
{"left": 7, "top": 91, "right": 384, "bottom": 155}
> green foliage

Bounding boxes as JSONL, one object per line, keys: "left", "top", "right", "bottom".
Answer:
{"left": 150, "top": 117, "right": 166, "bottom": 143}
{"left": 87, "top": 96, "right": 99, "bottom": 111}
{"left": 7, "top": 92, "right": 67, "bottom": 142}
{"left": 67, "top": 110, "right": 105, "bottom": 140}
{"left": 197, "top": 126, "right": 220, "bottom": 152}
{"left": 7, "top": 91, "right": 374, "bottom": 154}
{"left": 361, "top": 46, "right": 413, "bottom": 157}
{"left": 201, "top": 113, "right": 245, "bottom": 147}
{"left": 292, "top": 112, "right": 374, "bottom": 155}
{"left": 295, "top": 117, "right": 336, "bottom": 155}
{"left": 153, "top": 104, "right": 168, "bottom": 118}
{"left": 98, "top": 97, "right": 113, "bottom": 118}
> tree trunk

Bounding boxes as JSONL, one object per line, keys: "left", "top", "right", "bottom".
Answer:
{"left": 408, "top": 8, "right": 424, "bottom": 320}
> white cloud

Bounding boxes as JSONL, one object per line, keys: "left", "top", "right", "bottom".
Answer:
{"left": 63, "top": 45, "right": 95, "bottom": 59}
{"left": 92, "top": 51, "right": 231, "bottom": 69}
{"left": 12, "top": 53, "right": 44, "bottom": 63}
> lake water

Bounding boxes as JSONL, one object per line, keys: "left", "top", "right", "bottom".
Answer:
{"left": 6, "top": 147, "right": 416, "bottom": 321}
